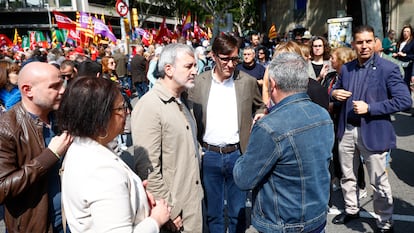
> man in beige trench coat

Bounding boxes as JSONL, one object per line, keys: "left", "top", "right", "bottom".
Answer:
{"left": 131, "top": 43, "right": 204, "bottom": 233}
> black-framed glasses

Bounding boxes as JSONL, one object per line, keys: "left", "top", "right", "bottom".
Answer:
{"left": 113, "top": 102, "right": 128, "bottom": 113}
{"left": 60, "top": 73, "right": 73, "bottom": 80}
{"left": 216, "top": 54, "right": 240, "bottom": 64}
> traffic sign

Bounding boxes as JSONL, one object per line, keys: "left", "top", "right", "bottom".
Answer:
{"left": 116, "top": 0, "right": 129, "bottom": 17}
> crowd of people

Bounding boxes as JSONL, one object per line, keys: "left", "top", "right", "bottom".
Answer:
{"left": 0, "top": 23, "right": 413, "bottom": 233}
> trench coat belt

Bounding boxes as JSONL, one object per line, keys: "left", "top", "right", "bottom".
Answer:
{"left": 202, "top": 142, "right": 240, "bottom": 154}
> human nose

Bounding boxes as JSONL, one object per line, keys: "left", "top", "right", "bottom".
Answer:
{"left": 191, "top": 65, "right": 198, "bottom": 75}
{"left": 227, "top": 60, "right": 236, "bottom": 68}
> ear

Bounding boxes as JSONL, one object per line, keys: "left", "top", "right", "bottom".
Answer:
{"left": 164, "top": 64, "right": 174, "bottom": 77}
{"left": 21, "top": 84, "right": 32, "bottom": 98}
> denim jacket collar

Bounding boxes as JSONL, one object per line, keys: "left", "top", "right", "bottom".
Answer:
{"left": 269, "top": 92, "right": 310, "bottom": 113}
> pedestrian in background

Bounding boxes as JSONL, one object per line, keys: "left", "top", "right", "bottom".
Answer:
{"left": 382, "top": 29, "right": 397, "bottom": 56}
{"left": 393, "top": 25, "right": 414, "bottom": 90}
{"left": 130, "top": 45, "right": 148, "bottom": 98}
{"left": 0, "top": 60, "right": 20, "bottom": 112}
{"left": 309, "top": 36, "right": 333, "bottom": 82}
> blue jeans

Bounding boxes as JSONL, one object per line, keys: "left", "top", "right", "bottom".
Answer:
{"left": 202, "top": 148, "right": 246, "bottom": 233}
{"left": 134, "top": 81, "right": 148, "bottom": 99}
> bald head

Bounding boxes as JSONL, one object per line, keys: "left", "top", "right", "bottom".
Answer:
{"left": 18, "top": 62, "right": 64, "bottom": 118}
{"left": 374, "top": 37, "right": 383, "bottom": 54}
{"left": 19, "top": 62, "right": 60, "bottom": 89}
{"left": 136, "top": 45, "right": 144, "bottom": 55}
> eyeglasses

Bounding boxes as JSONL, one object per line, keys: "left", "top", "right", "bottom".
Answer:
{"left": 216, "top": 54, "right": 240, "bottom": 64}
{"left": 113, "top": 102, "right": 128, "bottom": 113}
{"left": 109, "top": 62, "right": 116, "bottom": 65}
{"left": 60, "top": 73, "right": 73, "bottom": 80}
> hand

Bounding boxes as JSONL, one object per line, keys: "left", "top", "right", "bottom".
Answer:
{"left": 411, "top": 76, "right": 414, "bottom": 91}
{"left": 149, "top": 199, "right": 171, "bottom": 228}
{"left": 48, "top": 131, "right": 73, "bottom": 157}
{"left": 318, "top": 64, "right": 329, "bottom": 81}
{"left": 397, "top": 51, "right": 406, "bottom": 57}
{"left": 253, "top": 113, "right": 265, "bottom": 124}
{"left": 352, "top": 100, "right": 369, "bottom": 114}
{"left": 172, "top": 215, "right": 183, "bottom": 231}
{"left": 142, "top": 180, "right": 156, "bottom": 207}
{"left": 332, "top": 89, "right": 352, "bottom": 102}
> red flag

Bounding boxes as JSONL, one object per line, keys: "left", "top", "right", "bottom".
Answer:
{"left": 194, "top": 19, "right": 200, "bottom": 40}
{"left": 53, "top": 11, "right": 76, "bottom": 30}
{"left": 67, "top": 29, "right": 81, "bottom": 46}
{"left": 29, "top": 31, "right": 36, "bottom": 50}
{"left": 155, "top": 17, "right": 171, "bottom": 43}
{"left": 141, "top": 30, "right": 153, "bottom": 46}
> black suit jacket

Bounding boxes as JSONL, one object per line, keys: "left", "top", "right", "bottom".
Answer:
{"left": 130, "top": 54, "right": 147, "bottom": 84}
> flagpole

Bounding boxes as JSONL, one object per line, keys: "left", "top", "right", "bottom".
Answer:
{"left": 45, "top": 3, "right": 52, "bottom": 29}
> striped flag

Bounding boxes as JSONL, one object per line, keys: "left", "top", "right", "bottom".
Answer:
{"left": 268, "top": 24, "right": 277, "bottom": 40}
{"left": 13, "top": 28, "right": 20, "bottom": 45}
{"left": 182, "top": 11, "right": 191, "bottom": 38}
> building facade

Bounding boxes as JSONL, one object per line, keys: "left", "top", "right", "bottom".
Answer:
{"left": 260, "top": 0, "right": 414, "bottom": 41}
{"left": 0, "top": 0, "right": 176, "bottom": 42}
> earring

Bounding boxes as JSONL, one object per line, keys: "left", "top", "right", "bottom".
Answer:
{"left": 98, "top": 129, "right": 108, "bottom": 139}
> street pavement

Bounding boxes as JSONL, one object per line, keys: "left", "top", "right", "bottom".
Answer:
{"left": 0, "top": 109, "right": 413, "bottom": 233}
{"left": 325, "top": 111, "right": 414, "bottom": 233}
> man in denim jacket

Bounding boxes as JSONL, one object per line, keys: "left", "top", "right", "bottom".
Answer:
{"left": 233, "top": 52, "right": 334, "bottom": 233}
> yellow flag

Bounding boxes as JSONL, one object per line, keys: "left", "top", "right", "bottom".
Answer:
{"left": 13, "top": 28, "right": 19, "bottom": 45}
{"left": 268, "top": 24, "right": 277, "bottom": 40}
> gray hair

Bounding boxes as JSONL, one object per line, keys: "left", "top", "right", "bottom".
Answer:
{"left": 158, "top": 43, "right": 195, "bottom": 78}
{"left": 267, "top": 52, "right": 308, "bottom": 93}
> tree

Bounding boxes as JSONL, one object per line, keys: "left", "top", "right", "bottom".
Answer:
{"left": 130, "top": 0, "right": 175, "bottom": 28}
{"left": 192, "top": 0, "right": 238, "bottom": 39}
{"left": 231, "top": 0, "right": 257, "bottom": 36}
{"left": 361, "top": 0, "right": 383, "bottom": 39}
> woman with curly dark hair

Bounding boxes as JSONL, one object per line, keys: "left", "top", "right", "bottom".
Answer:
{"left": 309, "top": 36, "right": 334, "bottom": 82}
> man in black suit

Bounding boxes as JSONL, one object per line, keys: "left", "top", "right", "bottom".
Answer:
{"left": 130, "top": 45, "right": 148, "bottom": 98}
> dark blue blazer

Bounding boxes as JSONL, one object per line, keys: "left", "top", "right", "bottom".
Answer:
{"left": 332, "top": 53, "right": 412, "bottom": 152}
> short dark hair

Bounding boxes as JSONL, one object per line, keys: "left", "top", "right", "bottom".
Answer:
{"left": 58, "top": 77, "right": 121, "bottom": 138}
{"left": 212, "top": 33, "right": 240, "bottom": 55}
{"left": 60, "top": 59, "right": 76, "bottom": 70}
{"left": 352, "top": 25, "right": 375, "bottom": 38}
{"left": 77, "top": 60, "right": 101, "bottom": 77}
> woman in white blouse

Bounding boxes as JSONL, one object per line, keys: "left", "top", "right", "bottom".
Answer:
{"left": 58, "top": 77, "right": 170, "bottom": 233}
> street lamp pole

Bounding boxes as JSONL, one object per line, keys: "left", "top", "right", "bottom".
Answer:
{"left": 45, "top": 3, "right": 52, "bottom": 29}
